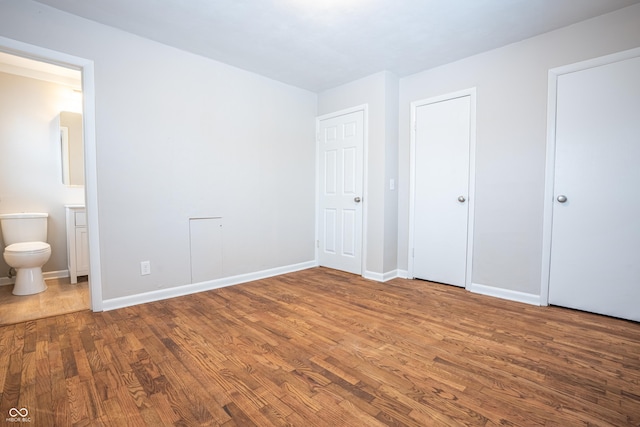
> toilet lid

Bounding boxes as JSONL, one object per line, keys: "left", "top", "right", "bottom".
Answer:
{"left": 5, "top": 241, "right": 51, "bottom": 254}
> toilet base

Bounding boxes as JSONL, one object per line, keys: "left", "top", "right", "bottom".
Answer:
{"left": 12, "top": 267, "right": 47, "bottom": 296}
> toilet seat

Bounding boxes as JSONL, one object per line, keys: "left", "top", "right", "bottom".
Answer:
{"left": 5, "top": 241, "right": 51, "bottom": 254}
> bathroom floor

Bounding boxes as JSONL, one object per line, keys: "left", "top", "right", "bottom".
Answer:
{"left": 0, "top": 276, "right": 89, "bottom": 325}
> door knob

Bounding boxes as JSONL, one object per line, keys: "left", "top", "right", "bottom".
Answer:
{"left": 557, "top": 195, "right": 567, "bottom": 203}
{"left": 354, "top": 197, "right": 361, "bottom": 203}
{"left": 457, "top": 196, "right": 466, "bottom": 203}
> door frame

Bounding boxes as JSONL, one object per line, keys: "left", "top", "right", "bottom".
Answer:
{"left": 540, "top": 47, "right": 640, "bottom": 306}
{"left": 0, "top": 36, "right": 103, "bottom": 311}
{"left": 408, "top": 88, "right": 477, "bottom": 288}
{"left": 315, "top": 104, "right": 368, "bottom": 276}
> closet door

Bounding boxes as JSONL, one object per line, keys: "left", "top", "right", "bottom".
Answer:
{"left": 549, "top": 54, "right": 640, "bottom": 321}
{"left": 411, "top": 93, "right": 473, "bottom": 287}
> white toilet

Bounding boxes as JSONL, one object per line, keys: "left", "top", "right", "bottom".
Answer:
{"left": 0, "top": 213, "right": 51, "bottom": 296}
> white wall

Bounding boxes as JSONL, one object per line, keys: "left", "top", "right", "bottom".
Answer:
{"left": 0, "top": 0, "right": 317, "bottom": 300}
{"left": 3, "top": 0, "right": 637, "bottom": 306}
{"left": 383, "top": 72, "right": 399, "bottom": 275}
{"left": 0, "top": 71, "right": 85, "bottom": 278}
{"left": 398, "top": 4, "right": 640, "bottom": 296}
{"left": 318, "top": 71, "right": 399, "bottom": 278}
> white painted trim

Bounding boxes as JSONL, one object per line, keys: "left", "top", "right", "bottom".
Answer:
{"left": 469, "top": 282, "right": 541, "bottom": 306}
{"left": 315, "top": 104, "right": 369, "bottom": 277}
{"left": 363, "top": 269, "right": 400, "bottom": 282}
{"left": 315, "top": 104, "right": 368, "bottom": 124}
{"left": 540, "top": 47, "right": 640, "bottom": 307}
{"left": 396, "top": 269, "right": 410, "bottom": 279}
{"left": 408, "top": 88, "right": 477, "bottom": 289}
{"left": 103, "top": 260, "right": 317, "bottom": 311}
{"left": 44, "top": 269, "right": 70, "bottom": 280}
{"left": 0, "top": 37, "right": 103, "bottom": 311}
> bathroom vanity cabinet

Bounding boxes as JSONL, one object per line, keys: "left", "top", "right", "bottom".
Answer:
{"left": 65, "top": 205, "right": 89, "bottom": 284}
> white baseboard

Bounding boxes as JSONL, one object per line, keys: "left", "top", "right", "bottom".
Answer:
{"left": 396, "top": 269, "right": 410, "bottom": 279}
{"left": 102, "top": 260, "right": 318, "bottom": 311}
{"left": 45, "top": 269, "right": 69, "bottom": 280}
{"left": 468, "top": 282, "right": 541, "bottom": 306}
{"left": 363, "top": 270, "right": 401, "bottom": 282}
{"left": 0, "top": 269, "right": 69, "bottom": 287}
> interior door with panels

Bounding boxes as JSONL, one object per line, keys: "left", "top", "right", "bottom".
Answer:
{"left": 317, "top": 109, "right": 364, "bottom": 275}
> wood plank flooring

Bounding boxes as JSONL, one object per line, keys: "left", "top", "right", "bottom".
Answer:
{"left": 0, "top": 276, "right": 89, "bottom": 326}
{"left": 0, "top": 267, "right": 638, "bottom": 426}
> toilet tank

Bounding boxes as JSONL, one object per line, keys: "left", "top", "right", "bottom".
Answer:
{"left": 0, "top": 213, "right": 48, "bottom": 246}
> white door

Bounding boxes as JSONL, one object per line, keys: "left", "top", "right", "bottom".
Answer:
{"left": 548, "top": 54, "right": 640, "bottom": 322}
{"left": 411, "top": 93, "right": 474, "bottom": 287}
{"left": 317, "top": 110, "right": 364, "bottom": 275}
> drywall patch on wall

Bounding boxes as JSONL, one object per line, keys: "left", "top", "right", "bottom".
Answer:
{"left": 189, "top": 216, "right": 223, "bottom": 283}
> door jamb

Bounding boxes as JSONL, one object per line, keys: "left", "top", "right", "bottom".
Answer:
{"left": 0, "top": 36, "right": 103, "bottom": 311}
{"left": 540, "top": 47, "right": 640, "bottom": 306}
{"left": 408, "top": 88, "right": 476, "bottom": 289}
{"left": 315, "top": 104, "right": 368, "bottom": 276}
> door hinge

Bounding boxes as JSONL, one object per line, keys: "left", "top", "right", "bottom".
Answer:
{"left": 317, "top": 240, "right": 320, "bottom": 248}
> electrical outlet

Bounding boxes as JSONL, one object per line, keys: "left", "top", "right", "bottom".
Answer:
{"left": 140, "top": 261, "right": 151, "bottom": 276}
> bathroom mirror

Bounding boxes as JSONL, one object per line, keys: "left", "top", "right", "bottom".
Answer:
{"left": 59, "top": 111, "right": 84, "bottom": 186}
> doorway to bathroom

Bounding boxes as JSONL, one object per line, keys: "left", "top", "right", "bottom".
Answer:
{"left": 0, "top": 37, "right": 102, "bottom": 323}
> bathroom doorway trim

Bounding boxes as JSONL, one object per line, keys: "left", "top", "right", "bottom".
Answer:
{"left": 0, "top": 36, "right": 103, "bottom": 311}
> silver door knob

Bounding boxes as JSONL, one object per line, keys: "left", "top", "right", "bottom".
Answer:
{"left": 354, "top": 197, "right": 361, "bottom": 203}
{"left": 458, "top": 196, "right": 466, "bottom": 203}
{"left": 557, "top": 195, "right": 567, "bottom": 203}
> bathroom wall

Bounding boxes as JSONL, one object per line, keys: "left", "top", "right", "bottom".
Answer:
{"left": 0, "top": 71, "right": 84, "bottom": 281}
{"left": 0, "top": 0, "right": 318, "bottom": 301}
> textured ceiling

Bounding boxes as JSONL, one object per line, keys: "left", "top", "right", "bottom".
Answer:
{"left": 33, "top": 0, "right": 640, "bottom": 92}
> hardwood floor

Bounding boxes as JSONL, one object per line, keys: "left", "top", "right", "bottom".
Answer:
{"left": 0, "top": 267, "right": 638, "bottom": 426}
{"left": 0, "top": 276, "right": 89, "bottom": 326}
